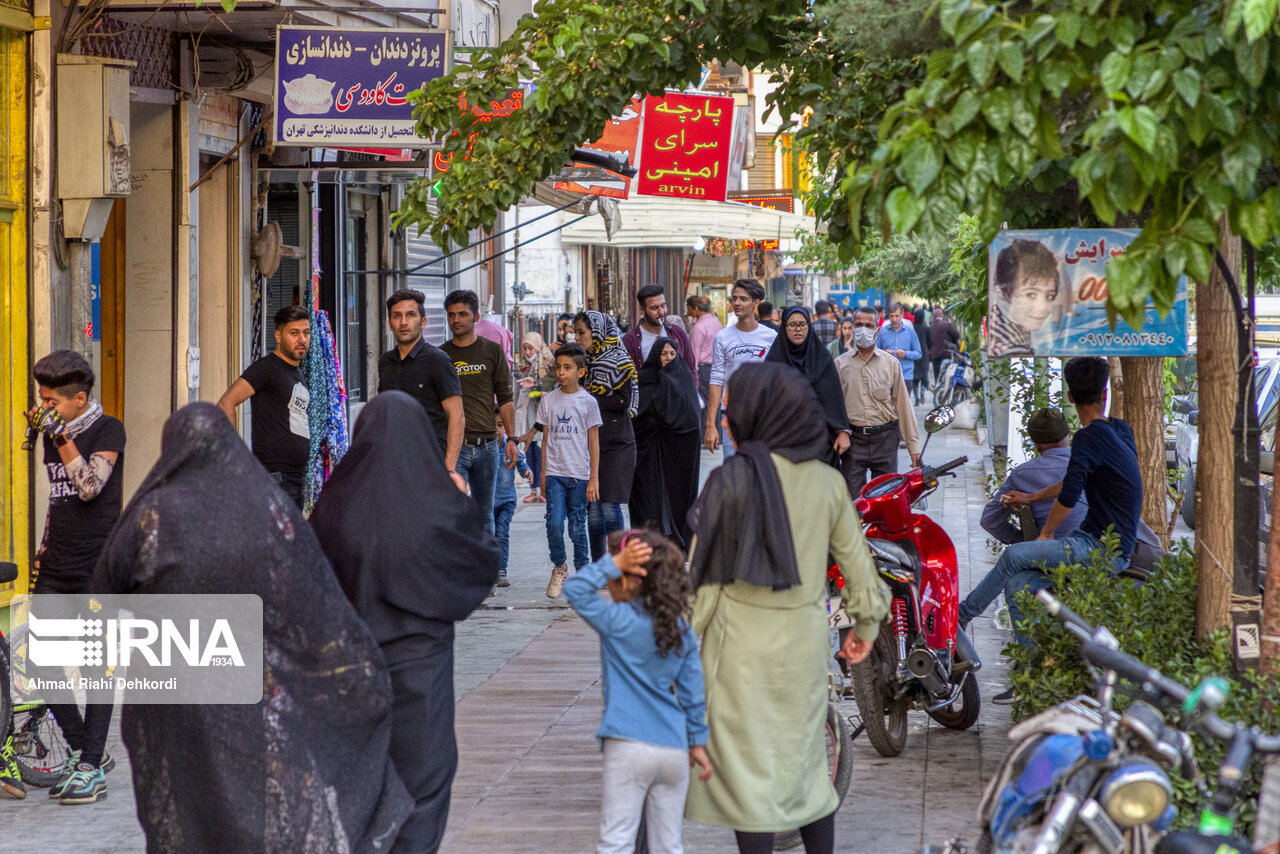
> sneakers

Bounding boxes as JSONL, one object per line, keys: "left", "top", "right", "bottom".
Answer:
{"left": 546, "top": 565, "right": 569, "bottom": 599}
{"left": 48, "top": 750, "right": 114, "bottom": 799}
{"left": 993, "top": 685, "right": 1019, "bottom": 705}
{"left": 0, "top": 742, "right": 26, "bottom": 799}
{"left": 57, "top": 762, "right": 106, "bottom": 805}
{"left": 496, "top": 572, "right": 511, "bottom": 588}
{"left": 48, "top": 751, "right": 81, "bottom": 799}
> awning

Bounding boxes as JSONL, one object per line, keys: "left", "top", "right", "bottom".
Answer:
{"left": 559, "top": 196, "right": 820, "bottom": 251}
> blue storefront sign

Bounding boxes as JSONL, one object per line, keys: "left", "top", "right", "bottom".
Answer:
{"left": 828, "top": 288, "right": 886, "bottom": 313}
{"left": 986, "top": 229, "right": 1188, "bottom": 359}
{"left": 274, "top": 26, "right": 449, "bottom": 147}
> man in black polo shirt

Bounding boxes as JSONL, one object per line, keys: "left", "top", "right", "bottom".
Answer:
{"left": 378, "top": 288, "right": 466, "bottom": 492}
{"left": 440, "top": 289, "right": 516, "bottom": 533}
{"left": 217, "top": 305, "right": 311, "bottom": 506}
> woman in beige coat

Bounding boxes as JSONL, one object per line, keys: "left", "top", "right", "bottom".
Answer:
{"left": 684, "top": 362, "right": 890, "bottom": 854}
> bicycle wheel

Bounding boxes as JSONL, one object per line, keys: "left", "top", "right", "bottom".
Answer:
{"left": 774, "top": 703, "right": 853, "bottom": 850}
{"left": 12, "top": 704, "right": 71, "bottom": 787}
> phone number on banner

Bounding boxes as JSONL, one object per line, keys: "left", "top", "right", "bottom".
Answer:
{"left": 1076, "top": 332, "right": 1177, "bottom": 346}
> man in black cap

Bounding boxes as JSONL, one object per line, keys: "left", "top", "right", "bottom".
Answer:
{"left": 979, "top": 407, "right": 1087, "bottom": 544}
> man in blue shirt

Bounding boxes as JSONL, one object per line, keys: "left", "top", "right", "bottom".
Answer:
{"left": 959, "top": 357, "right": 1141, "bottom": 703}
{"left": 979, "top": 407, "right": 1087, "bottom": 544}
{"left": 876, "top": 303, "right": 922, "bottom": 382}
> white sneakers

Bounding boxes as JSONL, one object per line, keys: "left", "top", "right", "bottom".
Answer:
{"left": 546, "top": 565, "right": 569, "bottom": 599}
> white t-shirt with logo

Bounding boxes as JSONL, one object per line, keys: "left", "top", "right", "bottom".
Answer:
{"left": 536, "top": 387, "right": 604, "bottom": 481}
{"left": 708, "top": 322, "right": 777, "bottom": 388}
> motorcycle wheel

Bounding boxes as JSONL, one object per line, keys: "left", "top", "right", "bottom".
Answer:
{"left": 926, "top": 671, "right": 980, "bottom": 731}
{"left": 851, "top": 623, "right": 909, "bottom": 757}
{"left": 774, "top": 704, "right": 853, "bottom": 850}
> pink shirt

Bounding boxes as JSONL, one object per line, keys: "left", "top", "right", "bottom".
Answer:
{"left": 690, "top": 312, "right": 723, "bottom": 366}
{"left": 475, "top": 319, "right": 514, "bottom": 366}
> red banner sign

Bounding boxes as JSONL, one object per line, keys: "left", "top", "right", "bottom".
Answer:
{"left": 637, "top": 93, "right": 734, "bottom": 202}
{"left": 554, "top": 98, "right": 643, "bottom": 199}
{"left": 728, "top": 191, "right": 795, "bottom": 213}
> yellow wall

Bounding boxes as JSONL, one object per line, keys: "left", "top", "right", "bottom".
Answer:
{"left": 1, "top": 24, "right": 29, "bottom": 603}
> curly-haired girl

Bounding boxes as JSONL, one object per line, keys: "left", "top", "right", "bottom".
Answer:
{"left": 563, "top": 528, "right": 713, "bottom": 854}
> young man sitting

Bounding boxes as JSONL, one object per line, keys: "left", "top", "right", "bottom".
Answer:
{"left": 958, "top": 357, "right": 1141, "bottom": 703}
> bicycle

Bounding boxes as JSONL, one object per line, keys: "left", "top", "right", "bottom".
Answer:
{"left": 1, "top": 563, "right": 73, "bottom": 789}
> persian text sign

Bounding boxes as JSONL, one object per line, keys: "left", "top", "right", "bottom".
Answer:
{"left": 637, "top": 93, "right": 734, "bottom": 202}
{"left": 986, "top": 229, "right": 1188, "bottom": 359}
{"left": 275, "top": 26, "right": 448, "bottom": 147}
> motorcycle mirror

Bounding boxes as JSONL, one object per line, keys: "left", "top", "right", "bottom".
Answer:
{"left": 924, "top": 406, "right": 956, "bottom": 434}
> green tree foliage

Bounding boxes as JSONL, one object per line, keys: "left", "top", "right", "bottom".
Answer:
{"left": 857, "top": 230, "right": 958, "bottom": 302}
{"left": 845, "top": 0, "right": 1280, "bottom": 328}
{"left": 400, "top": 0, "right": 811, "bottom": 248}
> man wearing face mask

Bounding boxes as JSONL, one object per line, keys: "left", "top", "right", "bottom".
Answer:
{"left": 834, "top": 306, "right": 922, "bottom": 498}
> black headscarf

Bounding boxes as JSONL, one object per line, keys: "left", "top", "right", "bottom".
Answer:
{"left": 688, "top": 363, "right": 831, "bottom": 590}
{"left": 764, "top": 305, "right": 849, "bottom": 438}
{"left": 637, "top": 337, "right": 701, "bottom": 433}
{"left": 309, "top": 391, "right": 499, "bottom": 648}
{"left": 92, "top": 402, "right": 411, "bottom": 854}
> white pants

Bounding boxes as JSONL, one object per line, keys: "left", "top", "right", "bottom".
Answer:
{"left": 598, "top": 738, "right": 690, "bottom": 854}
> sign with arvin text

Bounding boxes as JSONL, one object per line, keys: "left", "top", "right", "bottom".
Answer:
{"left": 637, "top": 93, "right": 735, "bottom": 203}
{"left": 985, "top": 228, "right": 1188, "bottom": 359}
{"left": 274, "top": 26, "right": 449, "bottom": 147}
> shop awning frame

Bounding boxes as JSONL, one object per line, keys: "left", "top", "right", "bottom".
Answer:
{"left": 559, "top": 195, "right": 820, "bottom": 251}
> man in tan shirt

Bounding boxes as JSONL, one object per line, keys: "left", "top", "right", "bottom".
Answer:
{"left": 834, "top": 306, "right": 922, "bottom": 497}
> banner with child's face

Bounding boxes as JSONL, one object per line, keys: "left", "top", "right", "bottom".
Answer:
{"left": 985, "top": 229, "right": 1189, "bottom": 359}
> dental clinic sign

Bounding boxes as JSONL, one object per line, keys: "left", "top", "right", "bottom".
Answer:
{"left": 274, "top": 26, "right": 450, "bottom": 147}
{"left": 10, "top": 595, "right": 264, "bottom": 704}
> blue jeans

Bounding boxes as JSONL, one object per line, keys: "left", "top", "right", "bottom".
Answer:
{"left": 545, "top": 475, "right": 589, "bottom": 569}
{"left": 588, "top": 501, "right": 626, "bottom": 561}
{"left": 958, "top": 530, "right": 1120, "bottom": 645}
{"left": 720, "top": 409, "right": 735, "bottom": 460}
{"left": 457, "top": 439, "right": 499, "bottom": 534}
{"left": 494, "top": 499, "right": 515, "bottom": 576}
{"left": 527, "top": 440, "right": 542, "bottom": 486}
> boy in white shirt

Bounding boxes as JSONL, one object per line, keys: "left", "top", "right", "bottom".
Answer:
{"left": 704, "top": 278, "right": 777, "bottom": 457}
{"left": 521, "top": 343, "right": 602, "bottom": 598}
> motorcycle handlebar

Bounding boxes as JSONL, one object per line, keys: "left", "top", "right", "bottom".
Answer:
{"left": 923, "top": 456, "right": 968, "bottom": 479}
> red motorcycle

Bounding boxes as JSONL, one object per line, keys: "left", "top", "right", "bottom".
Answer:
{"left": 845, "top": 406, "right": 982, "bottom": 757}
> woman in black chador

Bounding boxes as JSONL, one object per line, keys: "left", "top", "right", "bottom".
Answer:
{"left": 93, "top": 402, "right": 411, "bottom": 854}
{"left": 628, "top": 337, "right": 702, "bottom": 549}
{"left": 309, "top": 391, "right": 499, "bottom": 854}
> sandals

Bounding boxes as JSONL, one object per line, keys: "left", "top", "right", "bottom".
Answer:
{"left": 523, "top": 493, "right": 542, "bottom": 503}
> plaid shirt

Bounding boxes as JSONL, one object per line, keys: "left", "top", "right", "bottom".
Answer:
{"left": 811, "top": 316, "right": 838, "bottom": 347}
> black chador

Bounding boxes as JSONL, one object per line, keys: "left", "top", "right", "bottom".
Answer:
{"left": 310, "top": 391, "right": 499, "bottom": 854}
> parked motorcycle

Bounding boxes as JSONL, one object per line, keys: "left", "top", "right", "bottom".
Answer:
{"left": 958, "top": 590, "right": 1280, "bottom": 854}
{"left": 843, "top": 405, "right": 983, "bottom": 757}
{"left": 934, "top": 347, "right": 974, "bottom": 406}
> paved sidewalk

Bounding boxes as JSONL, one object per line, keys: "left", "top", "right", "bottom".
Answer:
{"left": 3, "top": 414, "right": 1016, "bottom": 854}
{"left": 442, "top": 424, "right": 1015, "bottom": 853}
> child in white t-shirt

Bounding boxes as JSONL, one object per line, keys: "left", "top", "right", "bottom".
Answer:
{"left": 520, "top": 343, "right": 602, "bottom": 598}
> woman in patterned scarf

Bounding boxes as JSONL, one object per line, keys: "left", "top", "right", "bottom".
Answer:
{"left": 573, "top": 311, "right": 639, "bottom": 560}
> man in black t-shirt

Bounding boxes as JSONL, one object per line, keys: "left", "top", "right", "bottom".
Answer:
{"left": 22, "top": 350, "right": 125, "bottom": 804}
{"left": 377, "top": 288, "right": 466, "bottom": 492}
{"left": 217, "top": 305, "right": 312, "bottom": 507}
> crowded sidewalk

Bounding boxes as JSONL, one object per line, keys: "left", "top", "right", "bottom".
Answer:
{"left": 2, "top": 409, "right": 1012, "bottom": 854}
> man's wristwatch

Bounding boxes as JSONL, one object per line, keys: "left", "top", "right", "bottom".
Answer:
{"left": 53, "top": 433, "right": 69, "bottom": 448}
{"left": 506, "top": 437, "right": 517, "bottom": 444}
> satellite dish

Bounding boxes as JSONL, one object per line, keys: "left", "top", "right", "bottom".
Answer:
{"left": 252, "top": 221, "right": 305, "bottom": 278}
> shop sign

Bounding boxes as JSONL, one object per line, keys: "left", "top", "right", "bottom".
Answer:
{"left": 728, "top": 191, "right": 794, "bottom": 213}
{"left": 688, "top": 253, "right": 736, "bottom": 284}
{"left": 274, "top": 26, "right": 449, "bottom": 147}
{"left": 432, "top": 84, "right": 532, "bottom": 173}
{"left": 637, "top": 93, "right": 735, "bottom": 202}
{"left": 553, "top": 98, "right": 643, "bottom": 199}
{"left": 986, "top": 229, "right": 1189, "bottom": 358}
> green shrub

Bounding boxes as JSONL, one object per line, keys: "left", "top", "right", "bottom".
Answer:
{"left": 1004, "top": 539, "right": 1280, "bottom": 832}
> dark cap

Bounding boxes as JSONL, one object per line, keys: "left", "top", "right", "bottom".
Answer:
{"left": 1027, "top": 407, "right": 1069, "bottom": 444}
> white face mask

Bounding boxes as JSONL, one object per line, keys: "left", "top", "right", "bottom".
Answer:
{"left": 853, "top": 327, "right": 877, "bottom": 349}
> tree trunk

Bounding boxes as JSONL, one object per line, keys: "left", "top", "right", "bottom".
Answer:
{"left": 1197, "top": 219, "right": 1239, "bottom": 638}
{"left": 1263, "top": 446, "right": 1280, "bottom": 674}
{"left": 1108, "top": 357, "right": 1125, "bottom": 417}
{"left": 1121, "top": 357, "right": 1171, "bottom": 548}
